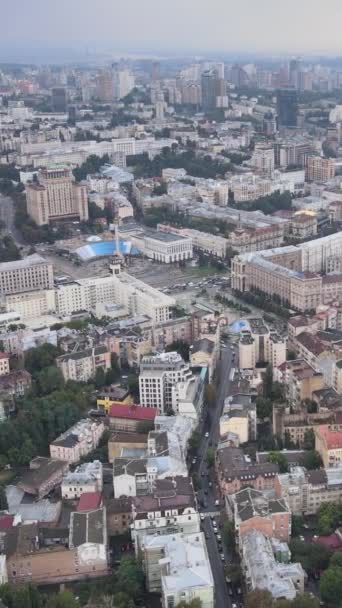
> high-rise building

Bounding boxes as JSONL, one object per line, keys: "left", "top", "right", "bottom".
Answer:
{"left": 51, "top": 87, "right": 67, "bottom": 112}
{"left": 112, "top": 68, "right": 135, "bottom": 100}
{"left": 289, "top": 57, "right": 302, "bottom": 89}
{"left": 26, "top": 166, "right": 88, "bottom": 226}
{"left": 96, "top": 70, "right": 113, "bottom": 102}
{"left": 151, "top": 61, "right": 160, "bottom": 81}
{"left": 276, "top": 88, "right": 298, "bottom": 128}
{"left": 251, "top": 144, "right": 275, "bottom": 177}
{"left": 305, "top": 156, "right": 336, "bottom": 182}
{"left": 201, "top": 69, "right": 220, "bottom": 110}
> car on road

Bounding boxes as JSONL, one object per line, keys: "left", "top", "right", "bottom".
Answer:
{"left": 225, "top": 577, "right": 232, "bottom": 584}
{"left": 213, "top": 527, "right": 218, "bottom": 535}
{"left": 215, "top": 499, "right": 220, "bottom": 506}
{"left": 200, "top": 514, "right": 205, "bottom": 521}
{"left": 192, "top": 457, "right": 197, "bottom": 464}
{"left": 205, "top": 532, "right": 210, "bottom": 540}
{"left": 217, "top": 534, "right": 221, "bottom": 541}
{"left": 220, "top": 553, "right": 225, "bottom": 562}
{"left": 205, "top": 432, "right": 209, "bottom": 438}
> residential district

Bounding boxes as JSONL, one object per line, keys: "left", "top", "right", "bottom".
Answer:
{"left": 1, "top": 54, "right": 342, "bottom": 608}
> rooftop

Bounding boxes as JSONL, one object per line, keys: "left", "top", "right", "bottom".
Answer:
{"left": 69, "top": 507, "right": 106, "bottom": 548}
{"left": 108, "top": 404, "right": 158, "bottom": 421}
{"left": 0, "top": 254, "right": 49, "bottom": 273}
{"left": 77, "top": 491, "right": 102, "bottom": 512}
{"left": 317, "top": 425, "right": 342, "bottom": 449}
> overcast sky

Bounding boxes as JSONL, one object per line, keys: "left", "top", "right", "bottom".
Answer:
{"left": 1, "top": 0, "right": 342, "bottom": 58}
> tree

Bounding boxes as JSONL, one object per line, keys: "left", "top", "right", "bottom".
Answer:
{"left": 205, "top": 447, "right": 215, "bottom": 468}
{"left": 290, "top": 538, "right": 332, "bottom": 575}
{"left": 317, "top": 502, "right": 342, "bottom": 535}
{"left": 46, "top": 590, "right": 79, "bottom": 608}
{"left": 192, "top": 473, "right": 202, "bottom": 491}
{"left": 223, "top": 520, "right": 236, "bottom": 553}
{"left": 303, "top": 428, "right": 315, "bottom": 451}
{"left": 263, "top": 364, "right": 273, "bottom": 398}
{"left": 166, "top": 340, "right": 190, "bottom": 361}
{"left": 127, "top": 374, "right": 139, "bottom": 400}
{"left": 244, "top": 590, "right": 273, "bottom": 608}
{"left": 113, "top": 556, "right": 145, "bottom": 601}
{"left": 176, "top": 600, "right": 202, "bottom": 608}
{"left": 225, "top": 563, "right": 242, "bottom": 586}
{"left": 331, "top": 552, "right": 342, "bottom": 568}
{"left": 95, "top": 366, "right": 106, "bottom": 389}
{"left": 300, "top": 450, "right": 322, "bottom": 470}
{"left": 204, "top": 383, "right": 217, "bottom": 408}
{"left": 256, "top": 396, "right": 272, "bottom": 420}
{"left": 291, "top": 515, "right": 304, "bottom": 537}
{"left": 188, "top": 430, "right": 201, "bottom": 453}
{"left": 267, "top": 451, "right": 288, "bottom": 473}
{"left": 0, "top": 484, "right": 8, "bottom": 510}
{"left": 105, "top": 366, "right": 120, "bottom": 385}
{"left": 24, "top": 344, "right": 60, "bottom": 374}
{"left": 320, "top": 566, "right": 342, "bottom": 607}
{"left": 35, "top": 366, "right": 64, "bottom": 396}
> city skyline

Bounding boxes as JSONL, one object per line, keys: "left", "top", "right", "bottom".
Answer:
{"left": 2, "top": 0, "right": 342, "bottom": 61}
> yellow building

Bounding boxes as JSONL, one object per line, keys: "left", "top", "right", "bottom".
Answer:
{"left": 97, "top": 388, "right": 133, "bottom": 413}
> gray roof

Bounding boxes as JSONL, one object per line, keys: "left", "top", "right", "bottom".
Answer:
{"left": 192, "top": 338, "right": 215, "bottom": 355}
{"left": 0, "top": 254, "right": 48, "bottom": 272}
{"left": 233, "top": 487, "right": 289, "bottom": 522}
{"left": 113, "top": 458, "right": 148, "bottom": 477}
{"left": 69, "top": 508, "right": 106, "bottom": 548}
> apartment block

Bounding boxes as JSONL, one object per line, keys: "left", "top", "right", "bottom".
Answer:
{"left": 0, "top": 255, "right": 53, "bottom": 296}
{"left": 220, "top": 395, "right": 257, "bottom": 444}
{"left": 315, "top": 424, "right": 342, "bottom": 467}
{"left": 305, "top": 156, "right": 335, "bottom": 182}
{"left": 275, "top": 359, "right": 325, "bottom": 405}
{"left": 50, "top": 419, "right": 105, "bottom": 464}
{"left": 276, "top": 465, "right": 342, "bottom": 515}
{"left": 273, "top": 406, "right": 342, "bottom": 447}
{"left": 240, "top": 529, "right": 305, "bottom": 601}
{"left": 227, "top": 488, "right": 291, "bottom": 542}
{"left": 139, "top": 352, "right": 193, "bottom": 413}
{"left": 107, "top": 271, "right": 175, "bottom": 324}
{"left": 142, "top": 532, "right": 214, "bottom": 608}
{"left": 158, "top": 224, "right": 228, "bottom": 258}
{"left": 61, "top": 460, "right": 103, "bottom": 499}
{"left": 216, "top": 446, "right": 279, "bottom": 495}
{"left": 56, "top": 346, "right": 111, "bottom": 382}
{"left": 0, "top": 353, "right": 10, "bottom": 376}
{"left": 238, "top": 318, "right": 287, "bottom": 370}
{"left": 131, "top": 477, "right": 200, "bottom": 555}
{"left": 26, "top": 166, "right": 88, "bottom": 225}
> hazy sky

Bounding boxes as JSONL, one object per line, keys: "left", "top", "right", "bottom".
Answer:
{"left": 1, "top": 0, "right": 342, "bottom": 58}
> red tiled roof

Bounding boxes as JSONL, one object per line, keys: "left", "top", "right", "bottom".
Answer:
{"left": 318, "top": 425, "right": 342, "bottom": 449}
{"left": 77, "top": 491, "right": 102, "bottom": 512}
{"left": 108, "top": 403, "right": 158, "bottom": 421}
{"left": 313, "top": 533, "right": 342, "bottom": 550}
{"left": 0, "top": 514, "right": 14, "bottom": 530}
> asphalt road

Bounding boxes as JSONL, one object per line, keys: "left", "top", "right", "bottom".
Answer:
{"left": 192, "top": 343, "right": 238, "bottom": 608}
{"left": 0, "top": 193, "right": 23, "bottom": 244}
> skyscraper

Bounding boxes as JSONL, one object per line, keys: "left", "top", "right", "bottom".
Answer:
{"left": 26, "top": 166, "right": 88, "bottom": 226}
{"left": 51, "top": 87, "right": 67, "bottom": 112}
{"left": 276, "top": 88, "right": 298, "bottom": 128}
{"left": 289, "top": 57, "right": 302, "bottom": 89}
{"left": 201, "top": 70, "right": 219, "bottom": 110}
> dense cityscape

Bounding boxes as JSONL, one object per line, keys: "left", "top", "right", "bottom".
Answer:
{"left": 1, "top": 2, "right": 342, "bottom": 608}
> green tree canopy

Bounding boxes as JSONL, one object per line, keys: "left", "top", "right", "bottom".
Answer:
{"left": 320, "top": 565, "right": 342, "bottom": 607}
{"left": 205, "top": 447, "right": 215, "bottom": 468}
{"left": 267, "top": 451, "right": 288, "bottom": 473}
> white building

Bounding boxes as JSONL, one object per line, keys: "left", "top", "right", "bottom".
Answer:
{"left": 50, "top": 419, "right": 105, "bottom": 464}
{"left": 157, "top": 224, "right": 228, "bottom": 259}
{"left": 240, "top": 529, "right": 305, "bottom": 601}
{"left": 142, "top": 532, "right": 214, "bottom": 608}
{"left": 61, "top": 460, "right": 103, "bottom": 499}
{"left": 300, "top": 231, "right": 342, "bottom": 273}
{"left": 6, "top": 289, "right": 56, "bottom": 320}
{"left": 132, "top": 230, "right": 193, "bottom": 264}
{"left": 108, "top": 271, "right": 176, "bottom": 324}
{"left": 251, "top": 145, "right": 275, "bottom": 177}
{"left": 139, "top": 352, "right": 193, "bottom": 412}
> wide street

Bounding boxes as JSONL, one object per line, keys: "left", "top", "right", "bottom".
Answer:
{"left": 192, "top": 342, "right": 238, "bottom": 608}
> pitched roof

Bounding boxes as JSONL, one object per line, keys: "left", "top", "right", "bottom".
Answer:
{"left": 77, "top": 491, "right": 102, "bottom": 512}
